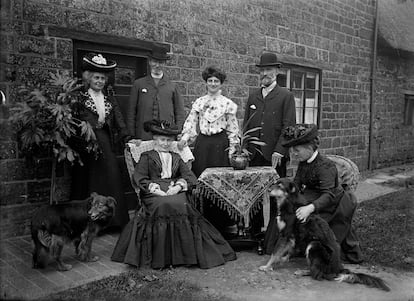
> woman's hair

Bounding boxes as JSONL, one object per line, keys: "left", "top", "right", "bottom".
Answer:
{"left": 202, "top": 66, "right": 226, "bottom": 83}
{"left": 308, "top": 137, "right": 320, "bottom": 151}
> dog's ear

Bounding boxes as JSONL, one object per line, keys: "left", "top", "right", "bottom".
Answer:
{"left": 90, "top": 192, "right": 98, "bottom": 198}
{"left": 105, "top": 196, "right": 117, "bottom": 212}
{"left": 287, "top": 180, "right": 299, "bottom": 195}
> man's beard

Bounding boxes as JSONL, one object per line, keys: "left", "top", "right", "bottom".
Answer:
{"left": 261, "top": 75, "right": 275, "bottom": 87}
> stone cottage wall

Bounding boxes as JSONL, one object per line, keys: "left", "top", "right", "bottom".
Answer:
{"left": 372, "top": 53, "right": 414, "bottom": 167}
{"left": 0, "top": 0, "right": 382, "bottom": 238}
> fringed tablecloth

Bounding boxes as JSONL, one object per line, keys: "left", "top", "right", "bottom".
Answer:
{"left": 195, "top": 166, "right": 279, "bottom": 227}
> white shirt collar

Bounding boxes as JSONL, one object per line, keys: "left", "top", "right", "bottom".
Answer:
{"left": 307, "top": 150, "right": 319, "bottom": 163}
{"left": 261, "top": 81, "right": 277, "bottom": 98}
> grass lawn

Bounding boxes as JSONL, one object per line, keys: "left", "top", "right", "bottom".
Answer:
{"left": 354, "top": 187, "right": 414, "bottom": 270}
{"left": 38, "top": 188, "right": 414, "bottom": 301}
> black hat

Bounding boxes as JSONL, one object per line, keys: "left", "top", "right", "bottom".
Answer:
{"left": 143, "top": 120, "right": 180, "bottom": 137}
{"left": 256, "top": 52, "right": 282, "bottom": 68}
{"left": 149, "top": 45, "right": 171, "bottom": 61}
{"left": 82, "top": 53, "right": 117, "bottom": 72}
{"left": 281, "top": 124, "right": 319, "bottom": 148}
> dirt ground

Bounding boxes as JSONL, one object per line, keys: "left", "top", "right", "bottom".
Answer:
{"left": 144, "top": 251, "right": 414, "bottom": 301}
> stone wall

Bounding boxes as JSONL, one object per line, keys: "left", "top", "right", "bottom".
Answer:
{"left": 0, "top": 0, "right": 406, "bottom": 238}
{"left": 373, "top": 52, "right": 414, "bottom": 168}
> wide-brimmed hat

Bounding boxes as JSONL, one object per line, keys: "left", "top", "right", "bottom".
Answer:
{"left": 143, "top": 120, "right": 180, "bottom": 137}
{"left": 256, "top": 52, "right": 282, "bottom": 68}
{"left": 149, "top": 45, "right": 171, "bottom": 61}
{"left": 281, "top": 124, "right": 319, "bottom": 148}
{"left": 82, "top": 53, "right": 117, "bottom": 73}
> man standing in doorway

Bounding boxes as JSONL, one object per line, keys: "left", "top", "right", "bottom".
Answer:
{"left": 126, "top": 46, "right": 185, "bottom": 140}
{"left": 243, "top": 52, "right": 296, "bottom": 235}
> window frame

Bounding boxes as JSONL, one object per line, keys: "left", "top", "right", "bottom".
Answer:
{"left": 277, "top": 64, "right": 322, "bottom": 126}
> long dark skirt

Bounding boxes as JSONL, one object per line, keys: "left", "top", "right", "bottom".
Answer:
{"left": 111, "top": 191, "right": 237, "bottom": 269}
{"left": 191, "top": 131, "right": 235, "bottom": 233}
{"left": 70, "top": 127, "right": 129, "bottom": 228}
{"left": 263, "top": 190, "right": 363, "bottom": 263}
{"left": 191, "top": 131, "right": 229, "bottom": 177}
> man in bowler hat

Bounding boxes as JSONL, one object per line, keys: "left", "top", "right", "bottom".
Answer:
{"left": 243, "top": 52, "right": 296, "bottom": 233}
{"left": 126, "top": 45, "right": 185, "bottom": 141}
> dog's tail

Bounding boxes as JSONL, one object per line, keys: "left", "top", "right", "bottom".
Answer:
{"left": 335, "top": 270, "right": 390, "bottom": 291}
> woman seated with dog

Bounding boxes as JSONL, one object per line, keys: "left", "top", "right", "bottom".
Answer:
{"left": 264, "top": 124, "right": 363, "bottom": 264}
{"left": 111, "top": 120, "right": 237, "bottom": 269}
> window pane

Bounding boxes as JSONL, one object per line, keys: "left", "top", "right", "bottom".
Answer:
{"left": 292, "top": 71, "right": 304, "bottom": 89}
{"left": 296, "top": 108, "right": 303, "bottom": 123}
{"left": 293, "top": 90, "right": 303, "bottom": 108}
{"left": 306, "top": 73, "right": 317, "bottom": 90}
{"left": 304, "top": 108, "right": 317, "bottom": 124}
{"left": 277, "top": 70, "right": 287, "bottom": 87}
{"left": 305, "top": 91, "right": 316, "bottom": 108}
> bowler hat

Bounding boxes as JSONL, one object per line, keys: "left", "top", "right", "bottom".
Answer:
{"left": 149, "top": 45, "right": 171, "bottom": 61}
{"left": 256, "top": 52, "right": 282, "bottom": 68}
{"left": 82, "top": 53, "right": 117, "bottom": 73}
{"left": 143, "top": 120, "right": 180, "bottom": 137}
{"left": 281, "top": 124, "right": 319, "bottom": 147}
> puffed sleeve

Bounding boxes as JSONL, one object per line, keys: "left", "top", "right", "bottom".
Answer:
{"left": 133, "top": 153, "right": 151, "bottom": 194}
{"left": 181, "top": 97, "right": 202, "bottom": 144}
{"left": 225, "top": 99, "right": 240, "bottom": 146}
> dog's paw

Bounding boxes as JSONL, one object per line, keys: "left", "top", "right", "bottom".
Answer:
{"left": 259, "top": 265, "right": 273, "bottom": 272}
{"left": 88, "top": 255, "right": 99, "bottom": 262}
{"left": 57, "top": 263, "right": 72, "bottom": 271}
{"left": 294, "top": 269, "right": 310, "bottom": 277}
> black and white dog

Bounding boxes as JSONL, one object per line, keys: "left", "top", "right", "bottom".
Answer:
{"left": 259, "top": 178, "right": 390, "bottom": 291}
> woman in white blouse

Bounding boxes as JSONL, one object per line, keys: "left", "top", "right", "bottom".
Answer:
{"left": 179, "top": 66, "right": 240, "bottom": 177}
{"left": 70, "top": 53, "right": 132, "bottom": 229}
{"left": 179, "top": 66, "right": 240, "bottom": 235}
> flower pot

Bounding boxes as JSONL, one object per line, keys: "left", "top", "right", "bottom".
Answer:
{"left": 230, "top": 154, "right": 249, "bottom": 170}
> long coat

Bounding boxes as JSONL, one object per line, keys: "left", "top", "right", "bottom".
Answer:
{"left": 243, "top": 85, "right": 296, "bottom": 161}
{"left": 70, "top": 92, "right": 131, "bottom": 227}
{"left": 126, "top": 75, "right": 185, "bottom": 140}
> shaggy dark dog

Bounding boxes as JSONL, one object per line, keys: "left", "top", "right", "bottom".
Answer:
{"left": 259, "top": 178, "right": 390, "bottom": 292}
{"left": 31, "top": 192, "right": 116, "bottom": 271}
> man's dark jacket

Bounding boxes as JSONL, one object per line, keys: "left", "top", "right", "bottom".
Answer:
{"left": 243, "top": 85, "right": 296, "bottom": 161}
{"left": 126, "top": 75, "right": 185, "bottom": 140}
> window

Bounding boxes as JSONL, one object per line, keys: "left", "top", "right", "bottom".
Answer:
{"left": 404, "top": 94, "right": 414, "bottom": 126}
{"left": 277, "top": 66, "right": 321, "bottom": 125}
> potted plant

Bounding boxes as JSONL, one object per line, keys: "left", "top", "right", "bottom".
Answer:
{"left": 229, "top": 115, "right": 266, "bottom": 170}
{"left": 9, "top": 72, "right": 99, "bottom": 204}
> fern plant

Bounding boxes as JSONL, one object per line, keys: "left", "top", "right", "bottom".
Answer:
{"left": 9, "top": 72, "right": 99, "bottom": 203}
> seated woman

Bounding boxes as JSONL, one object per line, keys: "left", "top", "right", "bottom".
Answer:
{"left": 111, "top": 120, "right": 237, "bottom": 269}
{"left": 264, "top": 124, "right": 363, "bottom": 263}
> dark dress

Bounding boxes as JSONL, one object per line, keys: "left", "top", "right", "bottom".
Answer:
{"left": 111, "top": 150, "right": 237, "bottom": 269}
{"left": 70, "top": 91, "right": 131, "bottom": 228}
{"left": 264, "top": 154, "right": 363, "bottom": 263}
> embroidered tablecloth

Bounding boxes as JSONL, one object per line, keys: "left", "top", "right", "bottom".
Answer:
{"left": 195, "top": 166, "right": 279, "bottom": 227}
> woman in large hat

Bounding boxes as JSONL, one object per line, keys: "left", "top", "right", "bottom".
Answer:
{"left": 70, "top": 52, "right": 132, "bottom": 228}
{"left": 263, "top": 124, "right": 363, "bottom": 263}
{"left": 111, "top": 120, "right": 237, "bottom": 269}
